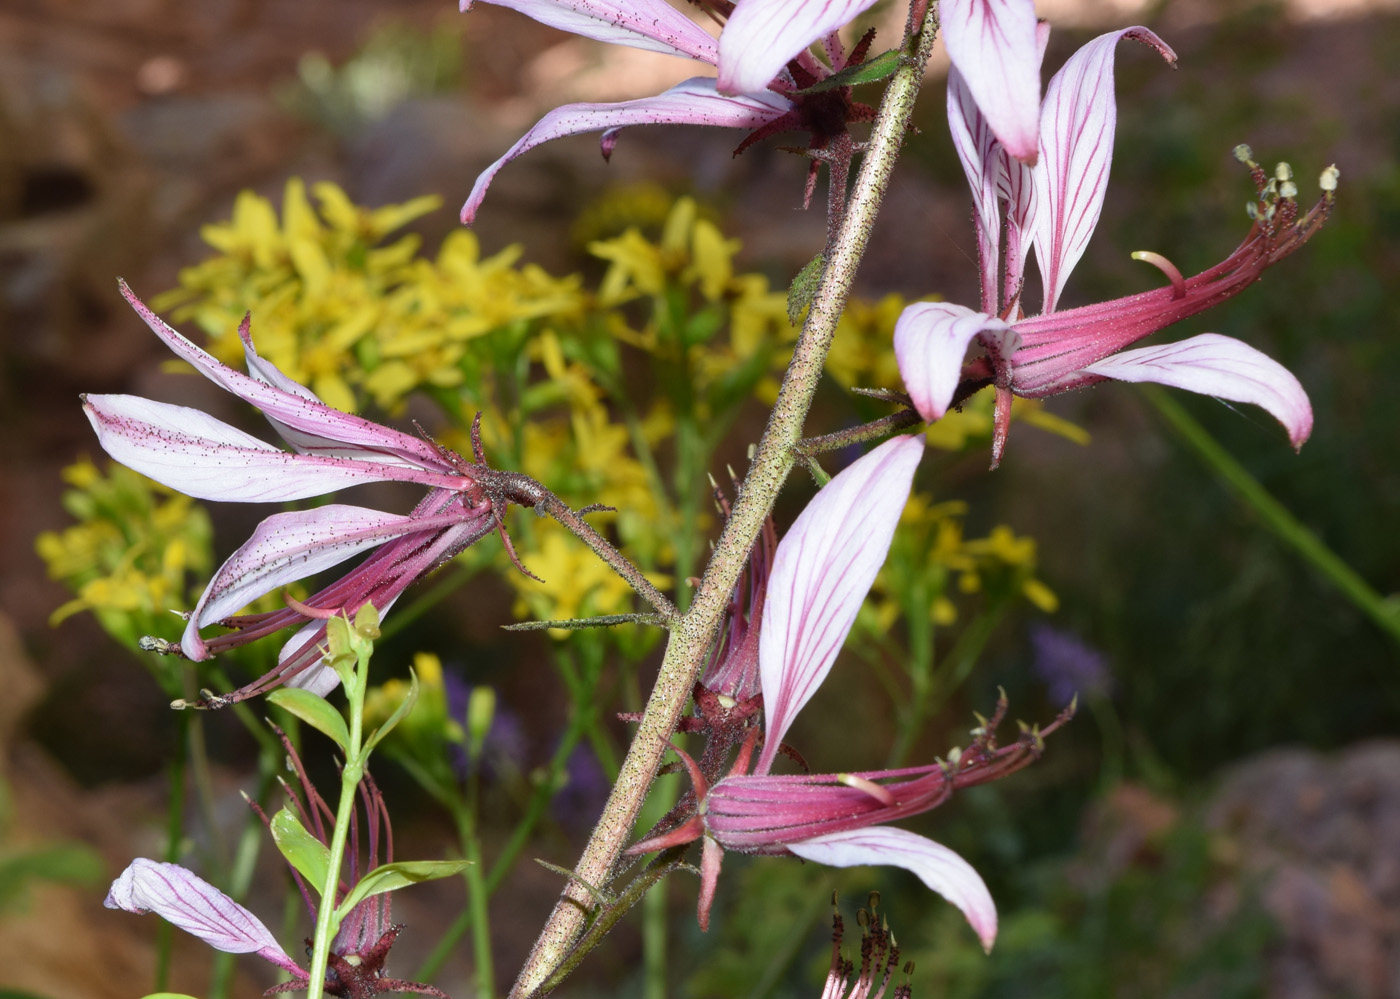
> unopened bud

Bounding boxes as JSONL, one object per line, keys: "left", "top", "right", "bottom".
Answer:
{"left": 467, "top": 686, "right": 496, "bottom": 759}
{"left": 1320, "top": 164, "right": 1340, "bottom": 192}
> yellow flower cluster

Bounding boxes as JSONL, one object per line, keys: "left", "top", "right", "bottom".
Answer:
{"left": 587, "top": 197, "right": 790, "bottom": 410}
{"left": 363, "top": 651, "right": 459, "bottom": 746}
{"left": 869, "top": 490, "right": 1058, "bottom": 632}
{"left": 35, "top": 459, "right": 213, "bottom": 634}
{"left": 154, "top": 178, "right": 585, "bottom": 413}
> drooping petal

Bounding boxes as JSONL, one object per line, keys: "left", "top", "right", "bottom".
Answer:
{"left": 462, "top": 0, "right": 719, "bottom": 64}
{"left": 717, "top": 0, "right": 881, "bottom": 95}
{"left": 757, "top": 435, "right": 924, "bottom": 773}
{"left": 120, "top": 282, "right": 455, "bottom": 473}
{"left": 940, "top": 0, "right": 1041, "bottom": 164}
{"left": 105, "top": 859, "right": 304, "bottom": 975}
{"left": 1080, "top": 332, "right": 1313, "bottom": 448}
{"left": 182, "top": 505, "right": 483, "bottom": 659}
{"left": 82, "top": 395, "right": 466, "bottom": 502}
{"left": 461, "top": 79, "right": 789, "bottom": 223}
{"left": 1032, "top": 27, "right": 1176, "bottom": 313}
{"left": 787, "top": 826, "right": 998, "bottom": 952}
{"left": 893, "top": 303, "right": 1015, "bottom": 422}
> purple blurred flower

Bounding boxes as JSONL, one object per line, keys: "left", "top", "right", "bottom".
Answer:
{"left": 1030, "top": 623, "right": 1111, "bottom": 703}
{"left": 444, "top": 671, "right": 530, "bottom": 780}
{"left": 894, "top": 26, "right": 1335, "bottom": 466}
{"left": 553, "top": 743, "right": 610, "bottom": 829}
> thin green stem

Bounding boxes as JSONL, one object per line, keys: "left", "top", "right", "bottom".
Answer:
{"left": 505, "top": 7, "right": 942, "bottom": 995}
{"left": 1146, "top": 386, "right": 1400, "bottom": 645}
{"left": 305, "top": 631, "right": 370, "bottom": 999}
{"left": 154, "top": 708, "right": 189, "bottom": 994}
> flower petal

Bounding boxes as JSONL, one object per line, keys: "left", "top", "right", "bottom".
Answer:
{"left": 757, "top": 435, "right": 923, "bottom": 773}
{"left": 940, "top": 0, "right": 1041, "bottom": 164}
{"left": 717, "top": 0, "right": 880, "bottom": 95}
{"left": 82, "top": 394, "right": 466, "bottom": 501}
{"left": 105, "top": 859, "right": 304, "bottom": 974}
{"left": 893, "top": 302, "right": 1014, "bottom": 422}
{"left": 461, "top": 78, "right": 788, "bottom": 224}
{"left": 120, "top": 282, "right": 454, "bottom": 473}
{"left": 462, "top": 0, "right": 719, "bottom": 63}
{"left": 1080, "top": 332, "right": 1313, "bottom": 448}
{"left": 1032, "top": 27, "right": 1176, "bottom": 312}
{"left": 182, "top": 504, "right": 481, "bottom": 659}
{"left": 947, "top": 65, "right": 1004, "bottom": 312}
{"left": 787, "top": 826, "right": 998, "bottom": 952}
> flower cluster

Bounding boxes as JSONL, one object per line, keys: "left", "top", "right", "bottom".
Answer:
{"left": 155, "top": 178, "right": 585, "bottom": 413}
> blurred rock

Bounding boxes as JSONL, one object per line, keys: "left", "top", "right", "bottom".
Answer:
{"left": 1208, "top": 742, "right": 1400, "bottom": 999}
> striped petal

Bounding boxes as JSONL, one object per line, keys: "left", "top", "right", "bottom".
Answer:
{"left": 1080, "top": 332, "right": 1313, "bottom": 448}
{"left": 181, "top": 504, "right": 480, "bottom": 659}
{"left": 757, "top": 435, "right": 924, "bottom": 773}
{"left": 461, "top": 0, "right": 719, "bottom": 63}
{"left": 119, "top": 282, "right": 454, "bottom": 473}
{"left": 461, "top": 78, "right": 789, "bottom": 224}
{"left": 893, "top": 302, "right": 1015, "bottom": 422}
{"left": 1032, "top": 27, "right": 1176, "bottom": 312}
{"left": 82, "top": 394, "right": 466, "bottom": 501}
{"left": 788, "top": 826, "right": 998, "bottom": 952}
{"left": 717, "top": 0, "right": 881, "bottom": 95}
{"left": 105, "top": 859, "right": 303, "bottom": 975}
{"left": 940, "top": 0, "right": 1041, "bottom": 164}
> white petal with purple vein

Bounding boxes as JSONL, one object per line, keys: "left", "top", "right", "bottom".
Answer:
{"left": 1081, "top": 332, "right": 1313, "bottom": 448}
{"left": 105, "top": 859, "right": 302, "bottom": 973}
{"left": 789, "top": 826, "right": 998, "bottom": 952}
{"left": 461, "top": 78, "right": 789, "bottom": 224}
{"left": 893, "top": 302, "right": 1014, "bottom": 422}
{"left": 462, "top": 0, "right": 719, "bottom": 63}
{"left": 1032, "top": 27, "right": 1175, "bottom": 313}
{"left": 757, "top": 435, "right": 923, "bottom": 773}
{"left": 940, "top": 0, "right": 1041, "bottom": 163}
{"left": 83, "top": 395, "right": 465, "bottom": 501}
{"left": 717, "top": 0, "right": 881, "bottom": 95}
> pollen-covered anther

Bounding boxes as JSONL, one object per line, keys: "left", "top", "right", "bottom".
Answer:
{"left": 1233, "top": 143, "right": 1256, "bottom": 166}
{"left": 1279, "top": 179, "right": 1299, "bottom": 200}
{"left": 1275, "top": 161, "right": 1293, "bottom": 183}
{"left": 1320, "top": 164, "right": 1340, "bottom": 194}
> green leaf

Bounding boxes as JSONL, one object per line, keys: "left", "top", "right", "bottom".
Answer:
{"left": 269, "top": 808, "right": 330, "bottom": 893}
{"left": 268, "top": 688, "right": 350, "bottom": 750}
{"left": 791, "top": 50, "right": 902, "bottom": 95}
{"left": 787, "top": 253, "right": 825, "bottom": 326}
{"left": 364, "top": 668, "right": 421, "bottom": 753}
{"left": 336, "top": 859, "right": 472, "bottom": 919}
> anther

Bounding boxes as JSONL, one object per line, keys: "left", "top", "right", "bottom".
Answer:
{"left": 1279, "top": 179, "right": 1298, "bottom": 200}
{"left": 1274, "top": 162, "right": 1293, "bottom": 183}
{"left": 1233, "top": 143, "right": 1255, "bottom": 166}
{"left": 1320, "top": 164, "right": 1340, "bottom": 193}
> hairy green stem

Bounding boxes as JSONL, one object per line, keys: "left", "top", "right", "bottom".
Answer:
{"left": 1146, "top": 387, "right": 1400, "bottom": 645}
{"left": 505, "top": 7, "right": 941, "bottom": 995}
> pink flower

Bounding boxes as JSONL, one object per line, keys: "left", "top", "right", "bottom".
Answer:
{"left": 629, "top": 437, "right": 1067, "bottom": 949}
{"left": 106, "top": 859, "right": 307, "bottom": 979}
{"left": 84, "top": 284, "right": 519, "bottom": 707}
{"left": 894, "top": 26, "right": 1337, "bottom": 465}
{"left": 108, "top": 740, "right": 451, "bottom": 997}
{"left": 459, "top": 0, "right": 906, "bottom": 222}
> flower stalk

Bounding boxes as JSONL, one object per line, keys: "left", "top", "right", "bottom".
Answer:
{"left": 507, "top": 5, "right": 942, "bottom": 995}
